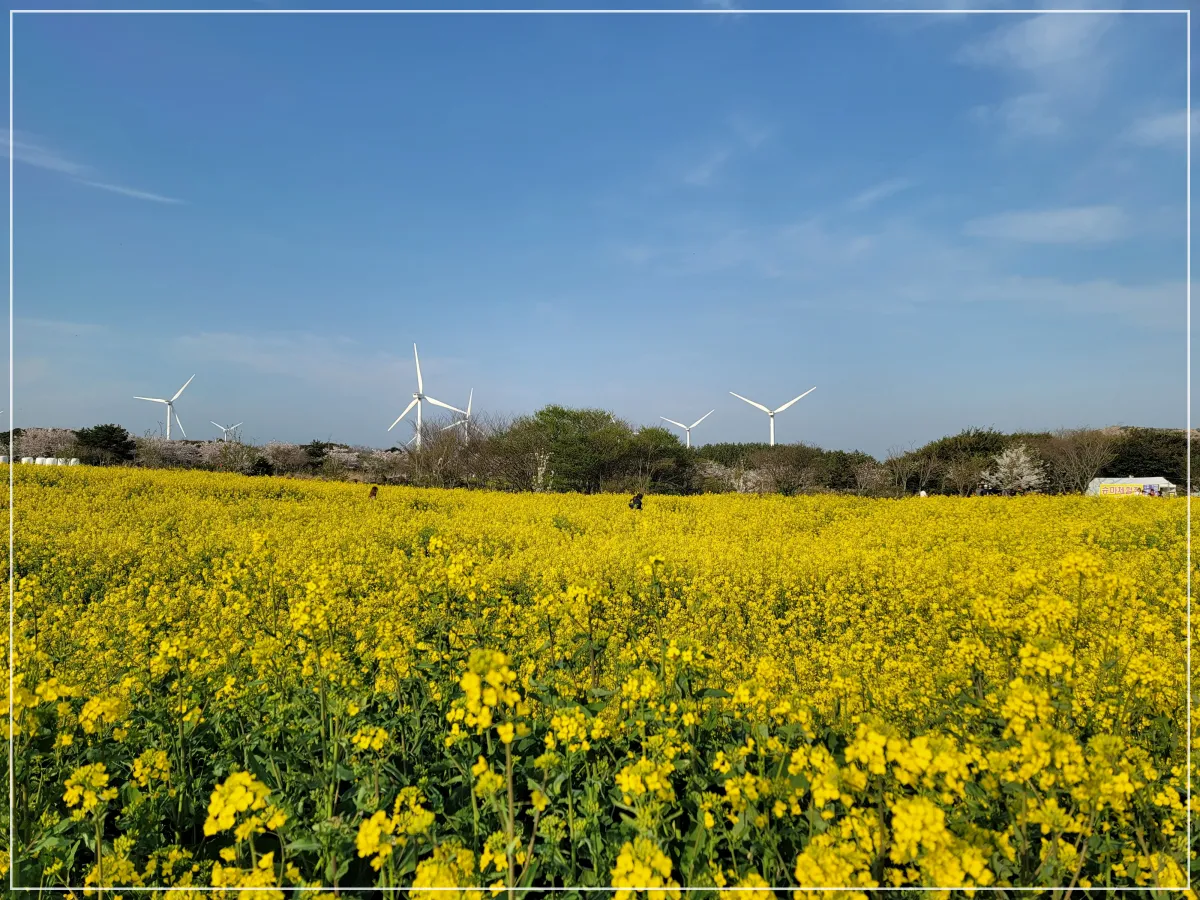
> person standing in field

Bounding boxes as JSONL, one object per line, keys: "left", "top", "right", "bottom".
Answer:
{"left": 368, "top": 485, "right": 378, "bottom": 500}
{"left": 629, "top": 492, "right": 643, "bottom": 510}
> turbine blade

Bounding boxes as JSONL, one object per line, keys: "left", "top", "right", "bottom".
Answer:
{"left": 173, "top": 410, "right": 187, "bottom": 439}
{"left": 441, "top": 420, "right": 466, "bottom": 432}
{"left": 425, "top": 396, "right": 466, "bottom": 415}
{"left": 660, "top": 417, "right": 687, "bottom": 430}
{"left": 774, "top": 387, "right": 816, "bottom": 414}
{"left": 466, "top": 388, "right": 472, "bottom": 417}
{"left": 232, "top": 423, "right": 242, "bottom": 430}
{"left": 171, "top": 374, "right": 196, "bottom": 402}
{"left": 211, "top": 422, "right": 225, "bottom": 430}
{"left": 134, "top": 396, "right": 167, "bottom": 404}
{"left": 690, "top": 410, "right": 715, "bottom": 429}
{"left": 413, "top": 344, "right": 423, "bottom": 394}
{"left": 730, "top": 392, "right": 771, "bottom": 414}
{"left": 388, "top": 398, "right": 419, "bottom": 431}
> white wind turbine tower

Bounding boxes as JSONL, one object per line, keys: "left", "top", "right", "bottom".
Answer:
{"left": 134, "top": 375, "right": 195, "bottom": 440}
{"left": 211, "top": 421, "right": 243, "bottom": 442}
{"left": 660, "top": 410, "right": 714, "bottom": 449}
{"left": 441, "top": 389, "right": 475, "bottom": 437}
{"left": 730, "top": 386, "right": 816, "bottom": 446}
{"left": 388, "top": 344, "right": 465, "bottom": 451}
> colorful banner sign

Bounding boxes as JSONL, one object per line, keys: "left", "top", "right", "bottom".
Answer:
{"left": 1098, "top": 484, "right": 1148, "bottom": 496}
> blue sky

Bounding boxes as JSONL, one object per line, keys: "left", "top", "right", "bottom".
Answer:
{"left": 5, "top": 3, "right": 1192, "bottom": 455}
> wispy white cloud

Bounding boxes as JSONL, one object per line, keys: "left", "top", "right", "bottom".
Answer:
{"left": 76, "top": 180, "right": 183, "bottom": 205}
{"left": 964, "top": 205, "right": 1126, "bottom": 243}
{"left": 728, "top": 115, "right": 772, "bottom": 149}
{"left": 1, "top": 130, "right": 183, "bottom": 204}
{"left": 676, "top": 115, "right": 773, "bottom": 188}
{"left": 958, "top": 12, "right": 1117, "bottom": 139}
{"left": 846, "top": 178, "right": 915, "bottom": 211}
{"left": 615, "top": 209, "right": 1175, "bottom": 326}
{"left": 957, "top": 12, "right": 1114, "bottom": 75}
{"left": 174, "top": 331, "right": 465, "bottom": 398}
{"left": 969, "top": 92, "right": 1063, "bottom": 139}
{"left": 4, "top": 133, "right": 88, "bottom": 176}
{"left": 1125, "top": 110, "right": 1197, "bottom": 149}
{"left": 682, "top": 149, "right": 733, "bottom": 187}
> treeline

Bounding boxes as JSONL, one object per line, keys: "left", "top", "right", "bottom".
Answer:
{"left": 4, "top": 411, "right": 1193, "bottom": 497}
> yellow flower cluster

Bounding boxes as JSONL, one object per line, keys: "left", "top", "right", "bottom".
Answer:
{"left": 411, "top": 840, "right": 476, "bottom": 900}
{"left": 351, "top": 725, "right": 389, "bottom": 753}
{"left": 4, "top": 467, "right": 1191, "bottom": 891}
{"left": 446, "top": 649, "right": 527, "bottom": 745}
{"left": 203, "top": 772, "right": 286, "bottom": 840}
{"left": 611, "top": 837, "right": 680, "bottom": 900}
{"left": 63, "top": 763, "right": 117, "bottom": 818}
{"left": 354, "top": 786, "right": 435, "bottom": 872}
{"left": 615, "top": 757, "right": 676, "bottom": 803}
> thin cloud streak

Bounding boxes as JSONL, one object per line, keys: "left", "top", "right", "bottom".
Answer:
{"left": 75, "top": 180, "right": 184, "bottom": 205}
{"left": 1126, "top": 110, "right": 1197, "bottom": 149}
{"left": 175, "top": 331, "right": 468, "bottom": 397}
{"left": 969, "top": 92, "right": 1063, "bottom": 139}
{"left": 2, "top": 130, "right": 183, "bottom": 204}
{"left": 847, "top": 178, "right": 915, "bottom": 211}
{"left": 616, "top": 211, "right": 1175, "bottom": 326}
{"left": 964, "top": 206, "right": 1126, "bottom": 244}
{"left": 677, "top": 115, "right": 772, "bottom": 188}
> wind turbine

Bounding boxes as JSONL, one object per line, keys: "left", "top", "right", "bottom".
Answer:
{"left": 135, "top": 375, "right": 195, "bottom": 440}
{"left": 387, "top": 344, "right": 464, "bottom": 451}
{"left": 609, "top": 413, "right": 640, "bottom": 437}
{"left": 729, "top": 387, "right": 816, "bottom": 446}
{"left": 660, "top": 410, "right": 714, "bottom": 449}
{"left": 442, "top": 389, "right": 475, "bottom": 436}
{"left": 211, "top": 421, "right": 243, "bottom": 442}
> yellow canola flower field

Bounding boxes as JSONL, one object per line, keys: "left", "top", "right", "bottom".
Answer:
{"left": 1, "top": 465, "right": 1194, "bottom": 896}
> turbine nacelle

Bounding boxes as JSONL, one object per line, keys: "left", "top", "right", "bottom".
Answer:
{"left": 660, "top": 409, "right": 715, "bottom": 449}
{"left": 730, "top": 387, "right": 816, "bottom": 446}
{"left": 387, "top": 344, "right": 465, "bottom": 450}
{"left": 135, "top": 375, "right": 194, "bottom": 440}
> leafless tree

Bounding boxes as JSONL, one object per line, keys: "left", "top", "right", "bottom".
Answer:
{"left": 695, "top": 459, "right": 737, "bottom": 493}
{"left": 136, "top": 437, "right": 204, "bottom": 469}
{"left": 853, "top": 461, "right": 889, "bottom": 496}
{"left": 915, "top": 454, "right": 943, "bottom": 494}
{"left": 944, "top": 457, "right": 990, "bottom": 496}
{"left": 1046, "top": 428, "right": 1119, "bottom": 494}
{"left": 882, "top": 446, "right": 920, "bottom": 497}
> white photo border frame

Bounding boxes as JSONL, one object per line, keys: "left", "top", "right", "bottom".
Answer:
{"left": 6, "top": 4, "right": 1192, "bottom": 893}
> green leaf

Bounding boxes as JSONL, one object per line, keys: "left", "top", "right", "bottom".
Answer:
{"left": 698, "top": 688, "right": 732, "bottom": 699}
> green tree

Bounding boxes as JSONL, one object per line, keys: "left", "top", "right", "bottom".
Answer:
{"left": 1100, "top": 428, "right": 1195, "bottom": 487}
{"left": 695, "top": 442, "right": 771, "bottom": 468}
{"left": 73, "top": 424, "right": 136, "bottom": 465}
{"left": 621, "top": 426, "right": 694, "bottom": 495}
{"left": 304, "top": 439, "right": 331, "bottom": 472}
